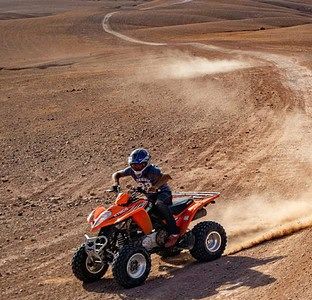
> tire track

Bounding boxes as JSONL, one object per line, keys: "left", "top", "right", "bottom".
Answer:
{"left": 102, "top": 1, "right": 312, "bottom": 114}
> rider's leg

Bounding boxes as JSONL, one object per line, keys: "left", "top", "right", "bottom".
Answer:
{"left": 153, "top": 191, "right": 180, "bottom": 244}
{"left": 154, "top": 199, "right": 180, "bottom": 235}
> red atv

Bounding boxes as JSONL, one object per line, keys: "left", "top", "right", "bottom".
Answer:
{"left": 72, "top": 187, "right": 227, "bottom": 288}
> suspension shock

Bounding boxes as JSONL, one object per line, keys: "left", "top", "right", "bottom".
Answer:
{"left": 117, "top": 233, "right": 125, "bottom": 248}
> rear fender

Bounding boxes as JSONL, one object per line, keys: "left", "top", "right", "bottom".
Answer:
{"left": 176, "top": 195, "right": 219, "bottom": 234}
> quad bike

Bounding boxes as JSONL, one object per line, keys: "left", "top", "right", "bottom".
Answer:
{"left": 72, "top": 187, "right": 227, "bottom": 288}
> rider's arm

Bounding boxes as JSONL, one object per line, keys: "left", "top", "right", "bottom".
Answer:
{"left": 112, "top": 167, "right": 132, "bottom": 185}
{"left": 148, "top": 173, "right": 172, "bottom": 193}
{"left": 112, "top": 171, "right": 126, "bottom": 185}
{"left": 153, "top": 174, "right": 172, "bottom": 189}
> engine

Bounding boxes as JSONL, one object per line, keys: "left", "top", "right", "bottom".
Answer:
{"left": 142, "top": 230, "right": 168, "bottom": 250}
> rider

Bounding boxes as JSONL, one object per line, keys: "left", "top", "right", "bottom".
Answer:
{"left": 112, "top": 148, "right": 180, "bottom": 248}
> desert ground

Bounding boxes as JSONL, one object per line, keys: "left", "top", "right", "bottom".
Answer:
{"left": 0, "top": 0, "right": 311, "bottom": 299}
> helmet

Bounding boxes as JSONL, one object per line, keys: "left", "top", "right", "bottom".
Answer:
{"left": 128, "top": 148, "right": 151, "bottom": 176}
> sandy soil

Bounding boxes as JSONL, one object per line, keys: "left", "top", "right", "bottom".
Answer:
{"left": 0, "top": 0, "right": 311, "bottom": 299}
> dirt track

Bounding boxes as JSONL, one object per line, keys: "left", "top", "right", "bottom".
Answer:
{"left": 0, "top": 0, "right": 311, "bottom": 299}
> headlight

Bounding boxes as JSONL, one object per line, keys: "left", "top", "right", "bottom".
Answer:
{"left": 93, "top": 211, "right": 112, "bottom": 228}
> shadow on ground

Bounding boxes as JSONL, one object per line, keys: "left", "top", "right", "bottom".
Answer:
{"left": 83, "top": 253, "right": 282, "bottom": 299}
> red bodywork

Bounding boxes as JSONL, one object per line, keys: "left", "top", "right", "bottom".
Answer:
{"left": 87, "top": 192, "right": 220, "bottom": 235}
{"left": 173, "top": 193, "right": 219, "bottom": 234}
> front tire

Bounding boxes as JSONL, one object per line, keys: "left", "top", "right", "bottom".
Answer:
{"left": 112, "top": 244, "right": 151, "bottom": 288}
{"left": 190, "top": 221, "right": 227, "bottom": 262}
{"left": 72, "top": 245, "right": 108, "bottom": 283}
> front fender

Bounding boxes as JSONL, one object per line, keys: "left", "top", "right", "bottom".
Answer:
{"left": 131, "top": 208, "right": 153, "bottom": 234}
{"left": 90, "top": 202, "right": 152, "bottom": 234}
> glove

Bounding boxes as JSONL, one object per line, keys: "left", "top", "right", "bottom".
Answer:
{"left": 148, "top": 186, "right": 158, "bottom": 193}
{"left": 111, "top": 185, "right": 120, "bottom": 193}
{"left": 136, "top": 186, "right": 145, "bottom": 194}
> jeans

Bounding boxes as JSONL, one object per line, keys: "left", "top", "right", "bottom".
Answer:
{"left": 148, "top": 191, "right": 180, "bottom": 235}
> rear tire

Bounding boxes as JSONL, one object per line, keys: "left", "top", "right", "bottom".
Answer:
{"left": 112, "top": 244, "right": 151, "bottom": 288}
{"left": 190, "top": 221, "right": 227, "bottom": 262}
{"left": 72, "top": 245, "right": 108, "bottom": 283}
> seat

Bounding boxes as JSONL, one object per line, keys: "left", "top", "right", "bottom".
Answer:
{"left": 169, "top": 198, "right": 194, "bottom": 215}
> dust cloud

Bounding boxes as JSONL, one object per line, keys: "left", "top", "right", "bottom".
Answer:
{"left": 221, "top": 191, "right": 312, "bottom": 254}
{"left": 136, "top": 50, "right": 250, "bottom": 115}
{"left": 227, "top": 217, "right": 312, "bottom": 254}
{"left": 155, "top": 54, "right": 251, "bottom": 79}
{"left": 137, "top": 51, "right": 252, "bottom": 80}
{"left": 223, "top": 112, "right": 312, "bottom": 254}
{"left": 136, "top": 51, "right": 311, "bottom": 255}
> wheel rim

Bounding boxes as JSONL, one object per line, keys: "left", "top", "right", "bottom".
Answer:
{"left": 85, "top": 256, "right": 105, "bottom": 274}
{"left": 126, "top": 253, "right": 147, "bottom": 279}
{"left": 205, "top": 231, "right": 222, "bottom": 252}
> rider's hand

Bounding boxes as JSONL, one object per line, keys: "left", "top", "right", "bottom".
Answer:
{"left": 136, "top": 186, "right": 145, "bottom": 194}
{"left": 148, "top": 186, "right": 157, "bottom": 193}
{"left": 111, "top": 185, "right": 120, "bottom": 193}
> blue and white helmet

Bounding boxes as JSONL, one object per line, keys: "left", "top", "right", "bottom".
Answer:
{"left": 128, "top": 148, "right": 151, "bottom": 176}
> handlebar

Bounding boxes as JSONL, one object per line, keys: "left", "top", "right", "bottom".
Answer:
{"left": 105, "top": 187, "right": 121, "bottom": 193}
{"left": 106, "top": 186, "right": 147, "bottom": 195}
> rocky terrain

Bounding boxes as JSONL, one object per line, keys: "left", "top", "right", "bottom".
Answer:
{"left": 0, "top": 0, "right": 311, "bottom": 299}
